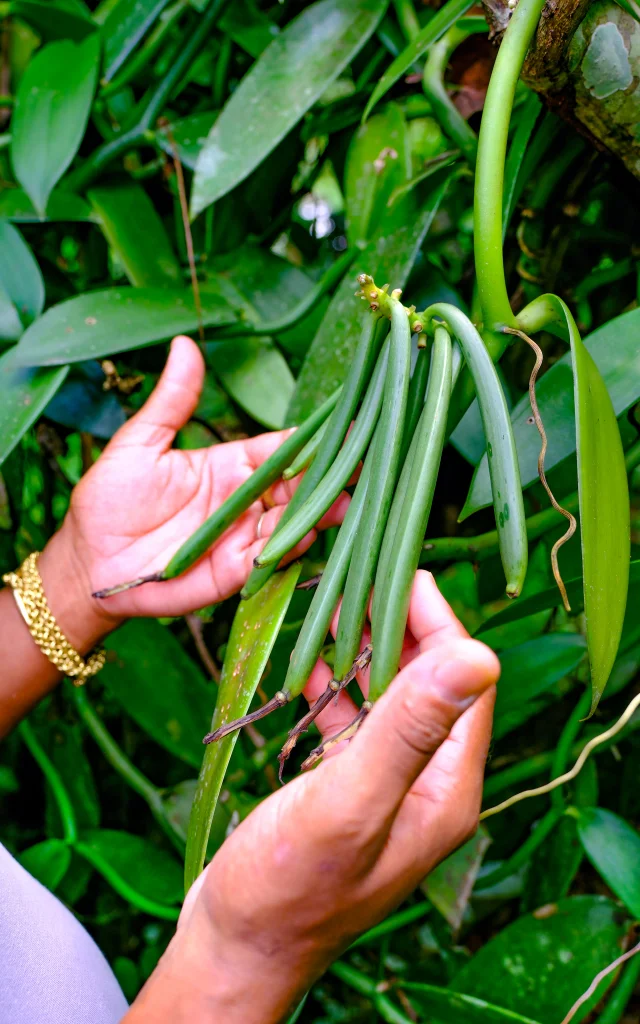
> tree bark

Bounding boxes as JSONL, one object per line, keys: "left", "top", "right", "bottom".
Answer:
{"left": 483, "top": 0, "right": 640, "bottom": 180}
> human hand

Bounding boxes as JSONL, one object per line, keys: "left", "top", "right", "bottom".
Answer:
{"left": 125, "top": 572, "right": 499, "bottom": 1023}
{"left": 39, "top": 335, "right": 348, "bottom": 651}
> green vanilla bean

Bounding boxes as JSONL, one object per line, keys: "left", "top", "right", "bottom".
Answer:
{"left": 401, "top": 342, "right": 431, "bottom": 462}
{"left": 213, "top": 249, "right": 355, "bottom": 339}
{"left": 93, "top": 388, "right": 341, "bottom": 597}
{"left": 420, "top": 303, "right": 527, "bottom": 597}
{"left": 283, "top": 419, "right": 327, "bottom": 480}
{"left": 334, "top": 299, "right": 411, "bottom": 681}
{"left": 422, "top": 22, "right": 483, "bottom": 167}
{"left": 242, "top": 315, "right": 387, "bottom": 598}
{"left": 283, "top": 458, "right": 373, "bottom": 699}
{"left": 254, "top": 343, "right": 389, "bottom": 570}
{"left": 369, "top": 325, "right": 452, "bottom": 701}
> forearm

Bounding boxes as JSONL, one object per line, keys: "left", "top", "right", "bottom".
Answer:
{"left": 0, "top": 527, "right": 119, "bottom": 737}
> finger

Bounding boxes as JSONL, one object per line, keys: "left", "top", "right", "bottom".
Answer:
{"left": 338, "top": 637, "right": 500, "bottom": 829}
{"left": 267, "top": 462, "right": 362, "bottom": 507}
{"left": 302, "top": 659, "right": 360, "bottom": 753}
{"left": 242, "top": 427, "right": 295, "bottom": 471}
{"left": 241, "top": 491, "right": 351, "bottom": 577}
{"left": 377, "top": 687, "right": 496, "bottom": 887}
{"left": 406, "top": 570, "right": 469, "bottom": 651}
{"left": 111, "top": 336, "right": 205, "bottom": 451}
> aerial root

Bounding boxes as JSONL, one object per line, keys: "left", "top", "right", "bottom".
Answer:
{"left": 203, "top": 690, "right": 289, "bottom": 745}
{"left": 300, "top": 702, "right": 372, "bottom": 771}
{"left": 92, "top": 573, "right": 163, "bottom": 598}
{"left": 277, "top": 643, "right": 373, "bottom": 781}
{"left": 504, "top": 326, "right": 577, "bottom": 612}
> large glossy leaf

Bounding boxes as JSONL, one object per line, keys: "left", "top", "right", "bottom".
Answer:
{"left": 362, "top": 0, "right": 475, "bottom": 121}
{"left": 75, "top": 829, "right": 182, "bottom": 909}
{"left": 470, "top": 301, "right": 630, "bottom": 711}
{"left": 451, "top": 897, "right": 631, "bottom": 1024}
{"left": 465, "top": 306, "right": 640, "bottom": 506}
{"left": 0, "top": 346, "right": 68, "bottom": 466}
{"left": 578, "top": 807, "right": 640, "bottom": 918}
{"left": 185, "top": 564, "right": 301, "bottom": 890}
{"left": 10, "top": 33, "right": 100, "bottom": 217}
{"left": 0, "top": 222, "right": 45, "bottom": 327}
{"left": 100, "top": 0, "right": 170, "bottom": 81}
{"left": 287, "top": 175, "right": 450, "bottom": 422}
{"left": 208, "top": 337, "right": 295, "bottom": 430}
{"left": 14, "top": 287, "right": 235, "bottom": 366}
{"left": 88, "top": 181, "right": 181, "bottom": 287}
{"left": 0, "top": 189, "right": 95, "bottom": 222}
{"left": 19, "top": 839, "right": 72, "bottom": 893}
{"left": 10, "top": 0, "right": 96, "bottom": 42}
{"left": 493, "top": 634, "right": 587, "bottom": 740}
{"left": 101, "top": 619, "right": 214, "bottom": 769}
{"left": 404, "top": 984, "right": 542, "bottom": 1024}
{"left": 190, "top": 0, "right": 388, "bottom": 217}
{"left": 0, "top": 285, "right": 23, "bottom": 341}
{"left": 344, "top": 102, "right": 411, "bottom": 248}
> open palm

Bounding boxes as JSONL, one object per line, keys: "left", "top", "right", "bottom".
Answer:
{"left": 65, "top": 336, "right": 347, "bottom": 624}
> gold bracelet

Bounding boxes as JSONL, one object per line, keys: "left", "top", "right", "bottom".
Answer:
{"left": 2, "top": 551, "right": 105, "bottom": 685}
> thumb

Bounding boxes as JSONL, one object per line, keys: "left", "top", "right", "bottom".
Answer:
{"left": 341, "top": 637, "right": 500, "bottom": 825}
{"left": 112, "top": 335, "right": 205, "bottom": 451}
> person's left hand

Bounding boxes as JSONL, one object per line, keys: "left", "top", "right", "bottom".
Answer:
{"left": 41, "top": 335, "right": 349, "bottom": 651}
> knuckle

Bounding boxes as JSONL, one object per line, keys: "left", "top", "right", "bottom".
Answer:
{"left": 393, "top": 683, "right": 457, "bottom": 758}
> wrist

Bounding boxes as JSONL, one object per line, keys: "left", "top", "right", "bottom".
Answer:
{"left": 37, "top": 527, "right": 123, "bottom": 654}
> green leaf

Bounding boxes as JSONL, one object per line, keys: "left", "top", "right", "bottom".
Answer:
{"left": 612, "top": 0, "right": 640, "bottom": 23}
{"left": 344, "top": 102, "right": 411, "bottom": 247}
{"left": 0, "top": 221, "right": 45, "bottom": 327}
{"left": 219, "top": 0, "right": 280, "bottom": 57}
{"left": 477, "top": 562, "right": 640, "bottom": 634}
{"left": 88, "top": 181, "right": 181, "bottom": 287}
{"left": 185, "top": 564, "right": 301, "bottom": 890}
{"left": 190, "top": 0, "right": 388, "bottom": 217}
{"left": 157, "top": 111, "right": 217, "bottom": 171}
{"left": 464, "top": 306, "right": 640, "bottom": 507}
{"left": 287, "top": 175, "right": 450, "bottom": 422}
{"left": 468, "top": 301, "right": 630, "bottom": 711}
{"left": 362, "top": 0, "right": 475, "bottom": 122}
{"left": 0, "top": 189, "right": 96, "bottom": 222}
{"left": 0, "top": 284, "right": 24, "bottom": 341}
{"left": 423, "top": 826, "right": 491, "bottom": 932}
{"left": 18, "top": 839, "right": 72, "bottom": 892}
{"left": 0, "top": 346, "right": 68, "bottom": 466}
{"left": 404, "top": 983, "right": 542, "bottom": 1024}
{"left": 451, "top": 897, "right": 631, "bottom": 1024}
{"left": 10, "top": 33, "right": 101, "bottom": 217}
{"left": 101, "top": 0, "right": 170, "bottom": 81}
{"left": 42, "top": 721, "right": 101, "bottom": 833}
{"left": 578, "top": 807, "right": 640, "bottom": 918}
{"left": 14, "top": 287, "right": 235, "bottom": 366}
{"left": 75, "top": 829, "right": 182, "bottom": 915}
{"left": 208, "top": 338, "right": 295, "bottom": 430}
{"left": 9, "top": 0, "right": 97, "bottom": 42}
{"left": 101, "top": 619, "right": 214, "bottom": 769}
{"left": 493, "top": 634, "right": 587, "bottom": 740}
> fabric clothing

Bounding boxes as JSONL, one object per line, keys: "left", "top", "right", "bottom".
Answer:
{"left": 0, "top": 842, "right": 127, "bottom": 1023}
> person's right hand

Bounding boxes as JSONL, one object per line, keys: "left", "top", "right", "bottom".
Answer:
{"left": 125, "top": 571, "right": 500, "bottom": 1024}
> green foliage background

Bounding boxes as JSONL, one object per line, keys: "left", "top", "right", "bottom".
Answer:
{"left": 1, "top": 0, "right": 640, "bottom": 1019}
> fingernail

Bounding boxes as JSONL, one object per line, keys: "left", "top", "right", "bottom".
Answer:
{"left": 433, "top": 657, "right": 492, "bottom": 707}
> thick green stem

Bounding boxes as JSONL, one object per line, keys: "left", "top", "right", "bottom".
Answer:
{"left": 474, "top": 0, "right": 546, "bottom": 334}
{"left": 19, "top": 720, "right": 78, "bottom": 846}
{"left": 71, "top": 686, "right": 184, "bottom": 853}
{"left": 65, "top": 0, "right": 229, "bottom": 193}
{"left": 549, "top": 689, "right": 590, "bottom": 811}
{"left": 329, "top": 962, "right": 415, "bottom": 1024}
{"left": 422, "top": 22, "right": 484, "bottom": 166}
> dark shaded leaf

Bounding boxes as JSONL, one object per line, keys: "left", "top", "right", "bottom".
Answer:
{"left": 18, "top": 839, "right": 72, "bottom": 892}
{"left": 88, "top": 181, "right": 181, "bottom": 287}
{"left": 157, "top": 112, "right": 217, "bottom": 171}
{"left": 424, "top": 826, "right": 491, "bottom": 932}
{"left": 75, "top": 829, "right": 182, "bottom": 906}
{"left": 219, "top": 0, "right": 280, "bottom": 57}
{"left": 101, "top": 0, "right": 170, "bottom": 81}
{"left": 405, "top": 983, "right": 542, "bottom": 1024}
{"left": 0, "top": 190, "right": 96, "bottom": 222}
{"left": 101, "top": 619, "right": 214, "bottom": 769}
{"left": 45, "top": 364, "right": 126, "bottom": 438}
{"left": 10, "top": 0, "right": 96, "bottom": 42}
{"left": 578, "top": 807, "right": 640, "bottom": 918}
{"left": 0, "top": 221, "right": 45, "bottom": 327}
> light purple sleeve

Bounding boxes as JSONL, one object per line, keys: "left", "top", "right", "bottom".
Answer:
{"left": 0, "top": 842, "right": 128, "bottom": 1024}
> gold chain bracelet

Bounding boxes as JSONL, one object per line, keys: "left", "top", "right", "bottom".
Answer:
{"left": 2, "top": 552, "right": 105, "bottom": 685}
